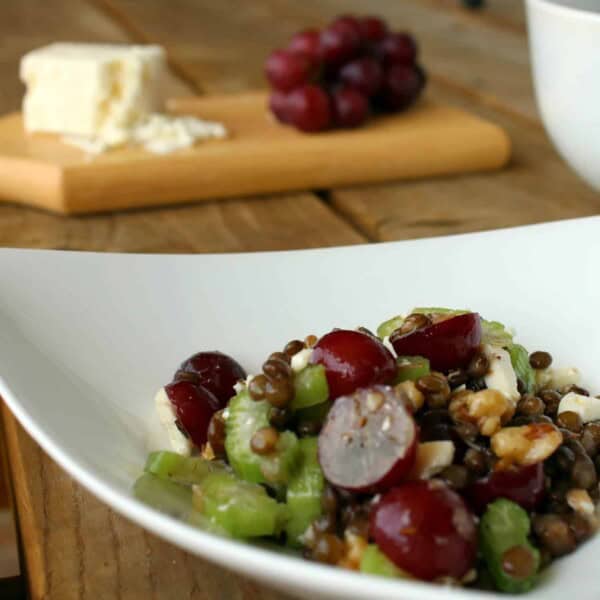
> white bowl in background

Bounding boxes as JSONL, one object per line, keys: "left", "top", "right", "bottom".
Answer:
{"left": 1, "top": 218, "right": 600, "bottom": 599}
{"left": 526, "top": 0, "right": 600, "bottom": 190}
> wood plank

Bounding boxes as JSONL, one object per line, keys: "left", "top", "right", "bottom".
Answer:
{"left": 102, "top": 0, "right": 537, "bottom": 121}
{"left": 424, "top": 0, "right": 527, "bottom": 32}
{"left": 330, "top": 82, "right": 600, "bottom": 241}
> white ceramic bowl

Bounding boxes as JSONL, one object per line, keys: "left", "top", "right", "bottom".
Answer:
{"left": 527, "top": 0, "right": 600, "bottom": 190}
{"left": 2, "top": 218, "right": 600, "bottom": 599}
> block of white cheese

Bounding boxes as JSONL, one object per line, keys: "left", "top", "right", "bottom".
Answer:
{"left": 558, "top": 392, "right": 600, "bottom": 424}
{"left": 483, "top": 344, "right": 520, "bottom": 404}
{"left": 155, "top": 387, "right": 193, "bottom": 456}
{"left": 20, "top": 43, "right": 166, "bottom": 143}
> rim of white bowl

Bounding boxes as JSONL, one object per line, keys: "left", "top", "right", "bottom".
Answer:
{"left": 528, "top": 0, "right": 600, "bottom": 23}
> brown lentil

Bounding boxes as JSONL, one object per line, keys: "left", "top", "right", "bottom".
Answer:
{"left": 517, "top": 394, "right": 545, "bottom": 417}
{"left": 248, "top": 374, "right": 267, "bottom": 401}
{"left": 540, "top": 390, "right": 561, "bottom": 417}
{"left": 284, "top": 339, "right": 305, "bottom": 357}
{"left": 250, "top": 427, "right": 280, "bottom": 455}
{"left": 447, "top": 369, "right": 468, "bottom": 388}
{"left": 398, "top": 313, "right": 431, "bottom": 335}
{"left": 467, "top": 352, "right": 490, "bottom": 379}
{"left": 311, "top": 533, "right": 346, "bottom": 565}
{"left": 417, "top": 374, "right": 448, "bottom": 395}
{"left": 571, "top": 453, "right": 598, "bottom": 489}
{"left": 533, "top": 514, "right": 576, "bottom": 557}
{"left": 555, "top": 445, "right": 576, "bottom": 474}
{"left": 454, "top": 421, "right": 479, "bottom": 442}
{"left": 268, "top": 407, "right": 290, "bottom": 429}
{"left": 517, "top": 378, "right": 527, "bottom": 395}
{"left": 556, "top": 411, "right": 583, "bottom": 433}
{"left": 297, "top": 419, "right": 322, "bottom": 437}
{"left": 466, "top": 378, "right": 487, "bottom": 392}
{"left": 595, "top": 455, "right": 600, "bottom": 474}
{"left": 263, "top": 357, "right": 292, "bottom": 380}
{"left": 173, "top": 370, "right": 200, "bottom": 384}
{"left": 567, "top": 512, "right": 593, "bottom": 543}
{"left": 438, "top": 464, "right": 470, "bottom": 490}
{"left": 581, "top": 422, "right": 600, "bottom": 457}
{"left": 304, "top": 334, "right": 318, "bottom": 348}
{"left": 529, "top": 351, "right": 553, "bottom": 370}
{"left": 264, "top": 377, "right": 293, "bottom": 408}
{"left": 464, "top": 448, "right": 488, "bottom": 476}
{"left": 501, "top": 545, "right": 537, "bottom": 579}
{"left": 561, "top": 384, "right": 590, "bottom": 396}
{"left": 206, "top": 410, "right": 227, "bottom": 458}
{"left": 511, "top": 414, "right": 553, "bottom": 427}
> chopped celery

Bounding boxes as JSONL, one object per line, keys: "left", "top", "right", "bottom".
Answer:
{"left": 481, "top": 320, "right": 514, "bottom": 347}
{"left": 286, "top": 437, "right": 324, "bottom": 547}
{"left": 480, "top": 499, "right": 541, "bottom": 594}
{"left": 225, "top": 390, "right": 300, "bottom": 485}
{"left": 360, "top": 545, "right": 409, "bottom": 579}
{"left": 394, "top": 356, "right": 430, "bottom": 383}
{"left": 133, "top": 473, "right": 193, "bottom": 518}
{"left": 144, "top": 450, "right": 225, "bottom": 485}
{"left": 291, "top": 364, "right": 329, "bottom": 410}
{"left": 376, "top": 315, "right": 405, "bottom": 339}
{"left": 199, "top": 471, "right": 288, "bottom": 538}
{"left": 507, "top": 344, "right": 535, "bottom": 394}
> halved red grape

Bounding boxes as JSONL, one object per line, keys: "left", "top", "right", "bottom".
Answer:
{"left": 390, "top": 312, "right": 481, "bottom": 372}
{"left": 311, "top": 329, "right": 397, "bottom": 399}
{"left": 376, "top": 32, "right": 418, "bottom": 66}
{"left": 288, "top": 29, "right": 322, "bottom": 64}
{"left": 370, "top": 481, "right": 477, "bottom": 580}
{"left": 467, "top": 462, "right": 545, "bottom": 513}
{"left": 165, "top": 381, "right": 219, "bottom": 448}
{"left": 339, "top": 57, "right": 383, "bottom": 97}
{"left": 286, "top": 85, "right": 332, "bottom": 132}
{"left": 318, "top": 385, "right": 417, "bottom": 492}
{"left": 264, "top": 49, "right": 313, "bottom": 91}
{"left": 320, "top": 23, "right": 361, "bottom": 66}
{"left": 359, "top": 16, "right": 388, "bottom": 42}
{"left": 178, "top": 351, "right": 246, "bottom": 408}
{"left": 332, "top": 87, "right": 369, "bottom": 128}
{"left": 378, "top": 64, "right": 425, "bottom": 112}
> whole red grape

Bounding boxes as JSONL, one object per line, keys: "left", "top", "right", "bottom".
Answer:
{"left": 320, "top": 23, "right": 361, "bottom": 66}
{"left": 339, "top": 57, "right": 383, "bottom": 97}
{"left": 286, "top": 84, "right": 332, "bottom": 132}
{"left": 265, "top": 49, "right": 313, "bottom": 91}
{"left": 359, "top": 16, "right": 388, "bottom": 42}
{"left": 376, "top": 32, "right": 418, "bottom": 66}
{"left": 288, "top": 29, "right": 322, "bottom": 64}
{"left": 332, "top": 87, "right": 369, "bottom": 128}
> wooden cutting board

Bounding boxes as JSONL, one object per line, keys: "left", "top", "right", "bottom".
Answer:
{"left": 0, "top": 91, "right": 510, "bottom": 215}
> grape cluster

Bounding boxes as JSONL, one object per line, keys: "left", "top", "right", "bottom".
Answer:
{"left": 264, "top": 15, "right": 426, "bottom": 132}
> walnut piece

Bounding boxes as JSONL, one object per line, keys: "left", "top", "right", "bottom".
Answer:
{"left": 449, "top": 389, "right": 515, "bottom": 436}
{"left": 491, "top": 423, "right": 563, "bottom": 467}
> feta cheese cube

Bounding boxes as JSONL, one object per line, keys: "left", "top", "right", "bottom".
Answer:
{"left": 558, "top": 392, "right": 600, "bottom": 423}
{"left": 483, "top": 345, "right": 520, "bottom": 404}
{"left": 154, "top": 387, "right": 192, "bottom": 456}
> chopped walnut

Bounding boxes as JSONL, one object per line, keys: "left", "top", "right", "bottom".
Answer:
{"left": 408, "top": 441, "right": 455, "bottom": 480}
{"left": 338, "top": 532, "right": 368, "bottom": 570}
{"left": 449, "top": 389, "right": 515, "bottom": 436}
{"left": 491, "top": 423, "right": 563, "bottom": 467}
{"left": 395, "top": 380, "right": 425, "bottom": 411}
{"left": 566, "top": 489, "right": 595, "bottom": 517}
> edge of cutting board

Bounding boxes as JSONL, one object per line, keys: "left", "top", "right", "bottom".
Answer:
{"left": 0, "top": 92, "right": 511, "bottom": 215}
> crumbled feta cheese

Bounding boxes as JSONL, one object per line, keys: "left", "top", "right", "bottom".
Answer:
{"left": 291, "top": 348, "right": 313, "bottom": 373}
{"left": 558, "top": 392, "right": 600, "bottom": 423}
{"left": 483, "top": 345, "right": 520, "bottom": 404}
{"left": 154, "top": 387, "right": 192, "bottom": 456}
{"left": 537, "top": 367, "right": 581, "bottom": 390}
{"left": 409, "top": 441, "right": 455, "bottom": 480}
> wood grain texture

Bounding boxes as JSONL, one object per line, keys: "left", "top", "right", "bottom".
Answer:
{"left": 103, "top": 0, "right": 537, "bottom": 121}
{"left": 0, "top": 95, "right": 509, "bottom": 214}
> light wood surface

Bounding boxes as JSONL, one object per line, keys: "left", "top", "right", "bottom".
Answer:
{"left": 0, "top": 93, "right": 509, "bottom": 214}
{"left": 0, "top": 1, "right": 599, "bottom": 599}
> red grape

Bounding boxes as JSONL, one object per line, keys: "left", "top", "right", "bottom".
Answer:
{"left": 264, "top": 49, "right": 313, "bottom": 91}
{"left": 320, "top": 24, "right": 361, "bottom": 66}
{"left": 376, "top": 32, "right": 418, "bottom": 66}
{"left": 269, "top": 90, "right": 291, "bottom": 123}
{"left": 359, "top": 16, "right": 388, "bottom": 42}
{"left": 318, "top": 385, "right": 417, "bottom": 492}
{"left": 390, "top": 312, "right": 481, "bottom": 372}
{"left": 378, "top": 64, "right": 425, "bottom": 112}
{"left": 288, "top": 29, "right": 322, "bottom": 64}
{"left": 370, "top": 481, "right": 478, "bottom": 580}
{"left": 286, "top": 84, "right": 332, "bottom": 132}
{"left": 332, "top": 87, "right": 369, "bottom": 128}
{"left": 339, "top": 57, "right": 383, "bottom": 97}
{"left": 165, "top": 381, "right": 219, "bottom": 448}
{"left": 311, "top": 329, "right": 397, "bottom": 398}
{"left": 178, "top": 351, "right": 246, "bottom": 408}
{"left": 330, "top": 15, "right": 363, "bottom": 39}
{"left": 467, "top": 462, "right": 546, "bottom": 513}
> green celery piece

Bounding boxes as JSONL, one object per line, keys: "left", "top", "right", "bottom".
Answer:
{"left": 133, "top": 473, "right": 193, "bottom": 519}
{"left": 507, "top": 344, "right": 535, "bottom": 393}
{"left": 286, "top": 437, "right": 325, "bottom": 547}
{"left": 187, "top": 510, "right": 231, "bottom": 537}
{"left": 395, "top": 356, "right": 430, "bottom": 383}
{"left": 144, "top": 450, "right": 226, "bottom": 485}
{"left": 225, "top": 390, "right": 300, "bottom": 485}
{"left": 200, "top": 471, "right": 288, "bottom": 538}
{"left": 360, "top": 545, "right": 409, "bottom": 579}
{"left": 482, "top": 319, "right": 514, "bottom": 347}
{"left": 291, "top": 365, "right": 329, "bottom": 410}
{"left": 376, "top": 315, "right": 405, "bottom": 339}
{"left": 480, "top": 499, "right": 541, "bottom": 594}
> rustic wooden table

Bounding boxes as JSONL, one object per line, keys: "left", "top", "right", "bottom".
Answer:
{"left": 1, "top": 1, "right": 599, "bottom": 598}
